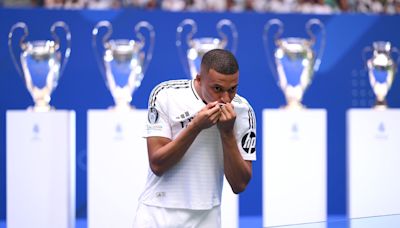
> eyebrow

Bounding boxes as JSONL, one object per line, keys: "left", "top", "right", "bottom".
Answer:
{"left": 213, "top": 84, "right": 238, "bottom": 90}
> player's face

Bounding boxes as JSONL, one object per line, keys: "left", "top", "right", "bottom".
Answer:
{"left": 198, "top": 68, "right": 239, "bottom": 104}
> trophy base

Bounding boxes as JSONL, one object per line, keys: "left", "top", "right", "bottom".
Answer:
{"left": 373, "top": 100, "right": 388, "bottom": 110}
{"left": 28, "top": 105, "right": 54, "bottom": 112}
{"left": 282, "top": 102, "right": 306, "bottom": 110}
{"left": 108, "top": 105, "right": 135, "bottom": 112}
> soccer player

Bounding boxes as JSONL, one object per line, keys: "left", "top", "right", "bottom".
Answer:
{"left": 133, "top": 49, "right": 256, "bottom": 227}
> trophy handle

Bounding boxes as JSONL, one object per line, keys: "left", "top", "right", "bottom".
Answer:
{"left": 51, "top": 21, "right": 71, "bottom": 77}
{"left": 362, "top": 45, "right": 373, "bottom": 70}
{"left": 391, "top": 46, "right": 400, "bottom": 67}
{"left": 306, "top": 18, "right": 326, "bottom": 71}
{"left": 176, "top": 19, "right": 197, "bottom": 78}
{"left": 216, "top": 19, "right": 238, "bottom": 54}
{"left": 135, "top": 21, "right": 155, "bottom": 75}
{"left": 92, "top": 20, "right": 113, "bottom": 79}
{"left": 8, "top": 22, "right": 29, "bottom": 78}
{"left": 306, "top": 18, "right": 326, "bottom": 72}
{"left": 263, "top": 19, "right": 284, "bottom": 82}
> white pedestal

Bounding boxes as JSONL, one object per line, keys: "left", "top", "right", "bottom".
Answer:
{"left": 6, "top": 110, "right": 76, "bottom": 228}
{"left": 87, "top": 110, "right": 148, "bottom": 228}
{"left": 263, "top": 109, "right": 327, "bottom": 227}
{"left": 221, "top": 177, "right": 238, "bottom": 228}
{"left": 347, "top": 109, "right": 400, "bottom": 218}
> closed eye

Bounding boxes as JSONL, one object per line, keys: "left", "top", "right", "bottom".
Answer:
{"left": 228, "top": 86, "right": 237, "bottom": 93}
{"left": 214, "top": 86, "right": 223, "bottom": 93}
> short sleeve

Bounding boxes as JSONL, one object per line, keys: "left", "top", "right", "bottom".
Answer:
{"left": 144, "top": 84, "right": 172, "bottom": 139}
{"left": 235, "top": 99, "right": 257, "bottom": 161}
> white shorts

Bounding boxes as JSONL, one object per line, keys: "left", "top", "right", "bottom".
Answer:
{"left": 132, "top": 203, "right": 221, "bottom": 228}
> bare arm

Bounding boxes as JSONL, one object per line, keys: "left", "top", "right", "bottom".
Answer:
{"left": 147, "top": 101, "right": 222, "bottom": 176}
{"left": 217, "top": 103, "right": 252, "bottom": 194}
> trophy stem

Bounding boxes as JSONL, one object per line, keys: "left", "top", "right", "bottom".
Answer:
{"left": 282, "top": 85, "right": 306, "bottom": 110}
{"left": 111, "top": 97, "right": 133, "bottom": 111}
{"left": 284, "top": 100, "right": 305, "bottom": 110}
{"left": 31, "top": 98, "right": 52, "bottom": 112}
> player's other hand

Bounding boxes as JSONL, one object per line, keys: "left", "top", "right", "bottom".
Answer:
{"left": 192, "top": 101, "right": 221, "bottom": 130}
{"left": 217, "top": 103, "right": 236, "bottom": 133}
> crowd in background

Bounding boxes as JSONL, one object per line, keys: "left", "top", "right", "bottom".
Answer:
{"left": 1, "top": 0, "right": 400, "bottom": 14}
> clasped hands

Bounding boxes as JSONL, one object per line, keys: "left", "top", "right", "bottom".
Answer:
{"left": 192, "top": 101, "right": 236, "bottom": 133}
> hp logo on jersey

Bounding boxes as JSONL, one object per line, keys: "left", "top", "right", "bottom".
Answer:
{"left": 241, "top": 131, "right": 256, "bottom": 154}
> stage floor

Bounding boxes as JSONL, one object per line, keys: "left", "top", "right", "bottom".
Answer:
{"left": 1, "top": 214, "right": 400, "bottom": 227}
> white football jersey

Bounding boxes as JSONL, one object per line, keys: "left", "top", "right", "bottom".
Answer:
{"left": 140, "top": 79, "right": 256, "bottom": 210}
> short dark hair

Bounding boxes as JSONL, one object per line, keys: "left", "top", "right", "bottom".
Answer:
{"left": 201, "top": 49, "right": 239, "bottom": 75}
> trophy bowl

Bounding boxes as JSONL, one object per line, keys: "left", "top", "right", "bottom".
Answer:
{"left": 176, "top": 18, "right": 238, "bottom": 79}
{"left": 8, "top": 21, "right": 71, "bottom": 112}
{"left": 363, "top": 41, "right": 399, "bottom": 109}
{"left": 264, "top": 18, "right": 325, "bottom": 110}
{"left": 92, "top": 20, "right": 155, "bottom": 111}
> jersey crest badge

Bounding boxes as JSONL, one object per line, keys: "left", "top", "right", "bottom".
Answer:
{"left": 148, "top": 107, "right": 159, "bottom": 124}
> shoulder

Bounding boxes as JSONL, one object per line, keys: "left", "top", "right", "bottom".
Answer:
{"left": 232, "top": 94, "right": 254, "bottom": 113}
{"left": 150, "top": 79, "right": 191, "bottom": 95}
{"left": 232, "top": 94, "right": 256, "bottom": 128}
{"left": 148, "top": 79, "right": 191, "bottom": 107}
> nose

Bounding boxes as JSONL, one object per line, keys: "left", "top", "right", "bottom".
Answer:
{"left": 220, "top": 91, "right": 230, "bottom": 103}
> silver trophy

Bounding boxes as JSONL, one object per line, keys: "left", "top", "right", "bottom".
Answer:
{"left": 264, "top": 19, "right": 325, "bottom": 109}
{"left": 92, "top": 20, "right": 155, "bottom": 111}
{"left": 176, "top": 19, "right": 238, "bottom": 79}
{"left": 8, "top": 21, "right": 71, "bottom": 112}
{"left": 363, "top": 41, "right": 399, "bottom": 109}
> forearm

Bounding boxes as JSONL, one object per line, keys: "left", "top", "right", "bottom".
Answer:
{"left": 221, "top": 131, "right": 252, "bottom": 194}
{"left": 149, "top": 123, "right": 201, "bottom": 176}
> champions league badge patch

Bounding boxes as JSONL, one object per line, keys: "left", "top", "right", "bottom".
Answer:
{"left": 148, "top": 107, "right": 159, "bottom": 124}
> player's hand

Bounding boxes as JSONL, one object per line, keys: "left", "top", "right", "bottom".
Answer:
{"left": 217, "top": 103, "right": 236, "bottom": 133}
{"left": 191, "top": 101, "right": 221, "bottom": 130}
